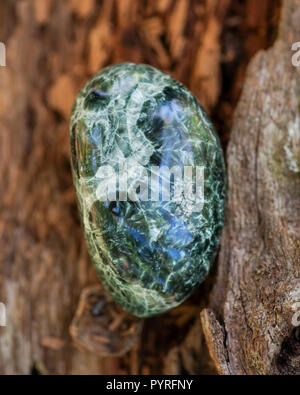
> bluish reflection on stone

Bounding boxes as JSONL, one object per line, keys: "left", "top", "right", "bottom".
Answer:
{"left": 70, "top": 63, "right": 226, "bottom": 317}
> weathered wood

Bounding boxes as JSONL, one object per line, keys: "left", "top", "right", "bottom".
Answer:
{"left": 201, "top": 0, "right": 300, "bottom": 375}
{"left": 0, "top": 0, "right": 283, "bottom": 374}
{"left": 69, "top": 286, "right": 143, "bottom": 357}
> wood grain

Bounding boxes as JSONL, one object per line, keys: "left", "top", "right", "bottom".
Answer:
{"left": 0, "top": 0, "right": 284, "bottom": 374}
{"left": 201, "top": 0, "right": 300, "bottom": 375}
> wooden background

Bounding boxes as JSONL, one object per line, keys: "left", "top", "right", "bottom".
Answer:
{"left": 1, "top": 0, "right": 299, "bottom": 375}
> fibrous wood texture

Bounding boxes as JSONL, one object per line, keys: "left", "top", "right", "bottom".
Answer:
{"left": 201, "top": 0, "right": 300, "bottom": 375}
{"left": 0, "top": 0, "right": 283, "bottom": 374}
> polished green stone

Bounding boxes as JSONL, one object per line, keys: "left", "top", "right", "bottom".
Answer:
{"left": 70, "top": 63, "right": 226, "bottom": 317}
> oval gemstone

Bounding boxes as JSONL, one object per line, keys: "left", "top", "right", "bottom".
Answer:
{"left": 70, "top": 63, "right": 226, "bottom": 317}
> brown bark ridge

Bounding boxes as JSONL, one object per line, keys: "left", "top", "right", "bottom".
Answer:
{"left": 69, "top": 285, "right": 143, "bottom": 357}
{"left": 201, "top": 0, "right": 300, "bottom": 375}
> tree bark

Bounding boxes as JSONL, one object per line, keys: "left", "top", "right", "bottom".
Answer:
{"left": 0, "top": 0, "right": 284, "bottom": 374}
{"left": 201, "top": 0, "right": 300, "bottom": 375}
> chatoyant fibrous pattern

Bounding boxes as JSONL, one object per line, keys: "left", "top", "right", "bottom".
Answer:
{"left": 70, "top": 63, "right": 226, "bottom": 317}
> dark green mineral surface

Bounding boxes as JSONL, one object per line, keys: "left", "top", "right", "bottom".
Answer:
{"left": 70, "top": 63, "right": 226, "bottom": 317}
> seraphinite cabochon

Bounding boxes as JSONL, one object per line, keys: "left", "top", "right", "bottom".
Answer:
{"left": 70, "top": 63, "right": 226, "bottom": 317}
